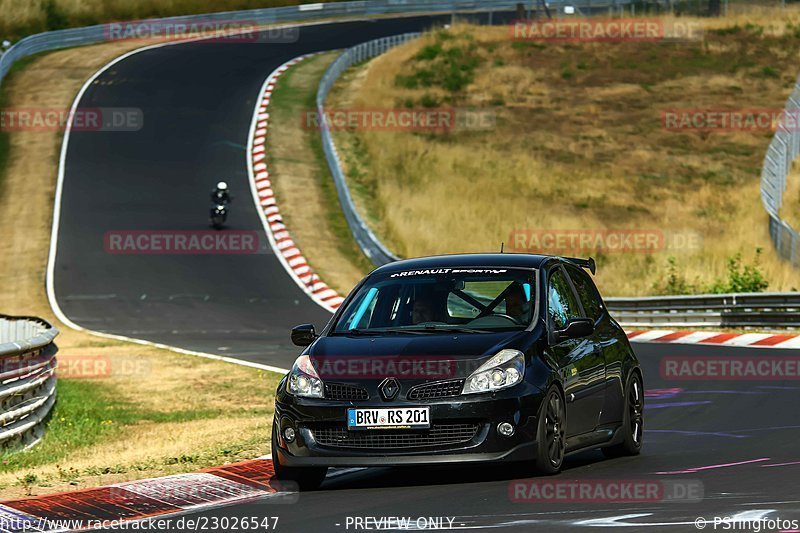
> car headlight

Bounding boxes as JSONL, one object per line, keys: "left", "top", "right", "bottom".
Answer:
{"left": 462, "top": 349, "right": 525, "bottom": 395}
{"left": 286, "top": 355, "right": 323, "bottom": 398}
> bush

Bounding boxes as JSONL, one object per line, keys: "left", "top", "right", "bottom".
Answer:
{"left": 395, "top": 69, "right": 435, "bottom": 89}
{"left": 653, "top": 251, "right": 770, "bottom": 296}
{"left": 708, "top": 249, "right": 769, "bottom": 294}
{"left": 395, "top": 30, "right": 482, "bottom": 95}
{"left": 760, "top": 66, "right": 779, "bottom": 78}
{"left": 652, "top": 257, "right": 696, "bottom": 295}
{"left": 419, "top": 93, "right": 440, "bottom": 108}
{"left": 416, "top": 43, "right": 443, "bottom": 61}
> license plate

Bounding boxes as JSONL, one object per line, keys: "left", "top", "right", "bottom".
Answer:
{"left": 347, "top": 407, "right": 430, "bottom": 430}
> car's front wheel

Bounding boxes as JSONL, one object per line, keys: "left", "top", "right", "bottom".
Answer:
{"left": 531, "top": 386, "right": 566, "bottom": 475}
{"left": 602, "top": 371, "right": 643, "bottom": 458}
{"left": 271, "top": 424, "right": 327, "bottom": 490}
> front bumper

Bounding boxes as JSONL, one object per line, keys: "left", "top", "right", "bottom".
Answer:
{"left": 273, "top": 382, "right": 545, "bottom": 468}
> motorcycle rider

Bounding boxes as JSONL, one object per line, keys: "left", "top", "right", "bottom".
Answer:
{"left": 211, "top": 181, "right": 232, "bottom": 205}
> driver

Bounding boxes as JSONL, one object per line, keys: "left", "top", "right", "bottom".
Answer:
{"left": 505, "top": 284, "right": 529, "bottom": 323}
{"left": 412, "top": 291, "right": 437, "bottom": 324}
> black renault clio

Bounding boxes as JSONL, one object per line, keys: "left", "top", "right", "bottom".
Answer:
{"left": 272, "top": 254, "right": 643, "bottom": 489}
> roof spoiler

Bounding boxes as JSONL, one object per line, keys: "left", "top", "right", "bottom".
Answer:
{"left": 563, "top": 256, "right": 596, "bottom": 275}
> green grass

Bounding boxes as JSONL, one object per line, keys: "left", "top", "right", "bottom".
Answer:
{"left": 267, "top": 54, "right": 374, "bottom": 276}
{"left": 0, "top": 379, "right": 267, "bottom": 473}
{"left": 395, "top": 31, "right": 482, "bottom": 98}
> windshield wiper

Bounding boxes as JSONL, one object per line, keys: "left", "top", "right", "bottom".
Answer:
{"left": 338, "top": 328, "right": 426, "bottom": 336}
{"left": 396, "top": 325, "right": 494, "bottom": 334}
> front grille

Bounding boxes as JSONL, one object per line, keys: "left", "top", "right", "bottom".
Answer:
{"left": 407, "top": 379, "right": 465, "bottom": 400}
{"left": 311, "top": 423, "right": 480, "bottom": 449}
{"left": 324, "top": 383, "right": 369, "bottom": 401}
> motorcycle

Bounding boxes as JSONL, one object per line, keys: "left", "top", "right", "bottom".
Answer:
{"left": 209, "top": 203, "right": 228, "bottom": 230}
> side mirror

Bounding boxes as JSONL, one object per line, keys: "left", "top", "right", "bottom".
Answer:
{"left": 555, "top": 318, "right": 594, "bottom": 341}
{"left": 291, "top": 324, "right": 317, "bottom": 347}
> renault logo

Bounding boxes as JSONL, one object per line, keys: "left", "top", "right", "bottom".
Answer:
{"left": 379, "top": 378, "right": 400, "bottom": 401}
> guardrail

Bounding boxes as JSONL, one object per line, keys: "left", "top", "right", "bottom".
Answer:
{"left": 0, "top": 0, "right": 629, "bottom": 93}
{"left": 605, "top": 292, "right": 800, "bottom": 328}
{"left": 0, "top": 315, "right": 58, "bottom": 450}
{"left": 316, "top": 33, "right": 422, "bottom": 265}
{"left": 761, "top": 80, "right": 800, "bottom": 267}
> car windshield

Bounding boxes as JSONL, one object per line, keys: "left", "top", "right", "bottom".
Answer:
{"left": 333, "top": 268, "right": 536, "bottom": 333}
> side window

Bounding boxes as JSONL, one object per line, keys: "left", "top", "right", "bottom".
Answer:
{"left": 547, "top": 269, "right": 581, "bottom": 330}
{"left": 566, "top": 266, "right": 604, "bottom": 322}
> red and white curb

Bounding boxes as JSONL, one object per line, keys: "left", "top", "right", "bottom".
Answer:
{"left": 627, "top": 330, "right": 800, "bottom": 349}
{"left": 246, "top": 54, "right": 344, "bottom": 313}
{"left": 0, "top": 459, "right": 290, "bottom": 531}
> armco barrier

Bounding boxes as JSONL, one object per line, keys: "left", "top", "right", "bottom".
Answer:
{"left": 0, "top": 315, "right": 58, "bottom": 450}
{"left": 605, "top": 292, "right": 800, "bottom": 329}
{"left": 760, "top": 78, "right": 800, "bottom": 267}
{"left": 316, "top": 33, "right": 421, "bottom": 265}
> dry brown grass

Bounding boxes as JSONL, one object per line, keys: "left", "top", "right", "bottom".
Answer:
{"left": 783, "top": 160, "right": 800, "bottom": 231}
{"left": 0, "top": 39, "right": 159, "bottom": 319}
{"left": 328, "top": 9, "right": 800, "bottom": 295}
{"left": 0, "top": 0, "right": 340, "bottom": 39}
{"left": 0, "top": 39, "right": 278, "bottom": 499}
{"left": 267, "top": 52, "right": 371, "bottom": 295}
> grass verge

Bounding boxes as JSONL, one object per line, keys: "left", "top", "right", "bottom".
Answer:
{"left": 266, "top": 51, "right": 372, "bottom": 294}
{"left": 1, "top": 364, "right": 279, "bottom": 497}
{"left": 0, "top": 38, "right": 280, "bottom": 499}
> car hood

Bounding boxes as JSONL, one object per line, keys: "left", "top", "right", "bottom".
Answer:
{"left": 307, "top": 331, "right": 529, "bottom": 381}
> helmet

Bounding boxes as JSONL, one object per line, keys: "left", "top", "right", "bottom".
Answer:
{"left": 216, "top": 181, "right": 228, "bottom": 190}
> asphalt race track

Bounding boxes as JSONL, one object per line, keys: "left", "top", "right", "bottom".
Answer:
{"left": 54, "top": 13, "right": 519, "bottom": 367}
{"left": 52, "top": 14, "right": 800, "bottom": 533}
{"left": 102, "top": 342, "right": 799, "bottom": 532}
{"left": 166, "top": 342, "right": 800, "bottom": 531}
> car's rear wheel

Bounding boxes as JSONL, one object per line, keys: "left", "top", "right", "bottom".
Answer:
{"left": 532, "top": 386, "right": 566, "bottom": 475}
{"left": 271, "top": 424, "right": 327, "bottom": 491}
{"left": 602, "top": 371, "right": 643, "bottom": 458}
